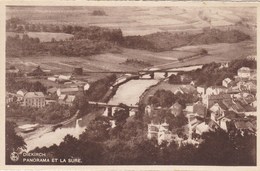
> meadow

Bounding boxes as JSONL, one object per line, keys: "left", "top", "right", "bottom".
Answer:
{"left": 6, "top": 6, "right": 256, "bottom": 36}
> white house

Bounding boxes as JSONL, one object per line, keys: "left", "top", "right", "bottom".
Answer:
{"left": 206, "top": 86, "right": 227, "bottom": 96}
{"left": 210, "top": 103, "right": 225, "bottom": 122}
{"left": 16, "top": 89, "right": 28, "bottom": 102}
{"left": 58, "top": 75, "right": 72, "bottom": 81}
{"left": 47, "top": 77, "right": 57, "bottom": 82}
{"left": 195, "top": 122, "right": 210, "bottom": 135}
{"left": 197, "top": 86, "right": 207, "bottom": 96}
{"left": 17, "top": 89, "right": 28, "bottom": 97}
{"left": 145, "top": 105, "right": 153, "bottom": 116}
{"left": 237, "top": 67, "right": 251, "bottom": 78}
{"left": 222, "top": 78, "right": 233, "bottom": 87}
{"left": 219, "top": 117, "right": 231, "bottom": 132}
{"left": 23, "top": 92, "right": 45, "bottom": 108}
{"left": 147, "top": 121, "right": 173, "bottom": 145}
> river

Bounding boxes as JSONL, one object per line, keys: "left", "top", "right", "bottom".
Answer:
{"left": 109, "top": 79, "right": 159, "bottom": 106}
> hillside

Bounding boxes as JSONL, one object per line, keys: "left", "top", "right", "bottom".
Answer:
{"left": 123, "top": 28, "right": 251, "bottom": 52}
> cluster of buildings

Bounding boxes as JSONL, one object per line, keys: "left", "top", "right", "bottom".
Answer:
{"left": 6, "top": 66, "right": 89, "bottom": 108}
{"left": 7, "top": 90, "right": 46, "bottom": 108}
{"left": 147, "top": 66, "right": 257, "bottom": 146}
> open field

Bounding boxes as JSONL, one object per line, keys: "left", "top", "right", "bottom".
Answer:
{"left": 7, "top": 6, "right": 256, "bottom": 36}
{"left": 6, "top": 38, "right": 255, "bottom": 77}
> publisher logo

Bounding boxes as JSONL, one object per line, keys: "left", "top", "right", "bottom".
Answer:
{"left": 10, "top": 152, "right": 19, "bottom": 162}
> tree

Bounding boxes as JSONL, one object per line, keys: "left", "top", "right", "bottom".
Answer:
{"left": 148, "top": 89, "right": 175, "bottom": 107}
{"left": 195, "top": 129, "right": 237, "bottom": 165}
{"left": 72, "top": 92, "right": 89, "bottom": 116}
{"left": 113, "top": 109, "right": 129, "bottom": 127}
{"left": 168, "top": 74, "right": 181, "bottom": 84}
{"left": 79, "top": 116, "right": 111, "bottom": 142}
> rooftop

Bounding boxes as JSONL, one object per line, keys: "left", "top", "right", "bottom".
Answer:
{"left": 59, "top": 87, "right": 79, "bottom": 92}
{"left": 238, "top": 67, "right": 251, "bottom": 72}
{"left": 208, "top": 94, "right": 231, "bottom": 100}
{"left": 24, "top": 92, "right": 44, "bottom": 98}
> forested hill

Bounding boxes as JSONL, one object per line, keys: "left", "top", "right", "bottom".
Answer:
{"left": 123, "top": 28, "right": 251, "bottom": 52}
{"left": 6, "top": 17, "right": 251, "bottom": 57}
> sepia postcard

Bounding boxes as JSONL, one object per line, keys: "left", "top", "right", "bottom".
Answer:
{"left": 0, "top": 0, "right": 259, "bottom": 171}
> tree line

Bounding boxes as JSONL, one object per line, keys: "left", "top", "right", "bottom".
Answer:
{"left": 6, "top": 17, "right": 251, "bottom": 58}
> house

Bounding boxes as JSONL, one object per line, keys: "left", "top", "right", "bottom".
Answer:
{"left": 237, "top": 67, "right": 251, "bottom": 78}
{"left": 234, "top": 121, "right": 254, "bottom": 133}
{"left": 129, "top": 108, "right": 138, "bottom": 117}
{"left": 222, "top": 98, "right": 234, "bottom": 109}
{"left": 175, "top": 85, "right": 197, "bottom": 95}
{"left": 145, "top": 105, "right": 154, "bottom": 116}
{"left": 229, "top": 102, "right": 245, "bottom": 114}
{"left": 219, "top": 117, "right": 231, "bottom": 132}
{"left": 252, "top": 100, "right": 257, "bottom": 108}
{"left": 219, "top": 62, "right": 229, "bottom": 69}
{"left": 197, "top": 86, "right": 207, "bottom": 96}
{"left": 57, "top": 87, "right": 79, "bottom": 96}
{"left": 147, "top": 121, "right": 173, "bottom": 145}
{"left": 210, "top": 103, "right": 226, "bottom": 122}
{"left": 203, "top": 94, "right": 231, "bottom": 109}
{"left": 245, "top": 81, "right": 257, "bottom": 93}
{"left": 222, "top": 78, "right": 234, "bottom": 87}
{"left": 246, "top": 55, "right": 257, "bottom": 61}
{"left": 17, "top": 89, "right": 28, "bottom": 97}
{"left": 23, "top": 92, "right": 45, "bottom": 108}
{"left": 249, "top": 69, "right": 257, "bottom": 80}
{"left": 207, "top": 120, "right": 220, "bottom": 130}
{"left": 58, "top": 94, "right": 67, "bottom": 101}
{"left": 45, "top": 100, "right": 57, "bottom": 105}
{"left": 58, "top": 75, "right": 72, "bottom": 81}
{"left": 110, "top": 120, "right": 116, "bottom": 128}
{"left": 47, "top": 77, "right": 57, "bottom": 82}
{"left": 195, "top": 122, "right": 210, "bottom": 135}
{"left": 170, "top": 102, "right": 183, "bottom": 117}
{"left": 6, "top": 66, "right": 21, "bottom": 77}
{"left": 206, "top": 86, "right": 227, "bottom": 95}
{"left": 29, "top": 66, "right": 46, "bottom": 76}
{"left": 241, "top": 93, "right": 256, "bottom": 105}
{"left": 193, "top": 101, "right": 207, "bottom": 118}
{"left": 16, "top": 89, "right": 28, "bottom": 102}
{"left": 47, "top": 87, "right": 58, "bottom": 95}
{"left": 184, "top": 104, "right": 193, "bottom": 113}
{"left": 6, "top": 93, "right": 15, "bottom": 103}
{"left": 190, "top": 80, "right": 198, "bottom": 86}
{"left": 64, "top": 95, "right": 76, "bottom": 106}
{"left": 180, "top": 74, "right": 192, "bottom": 83}
{"left": 58, "top": 94, "right": 76, "bottom": 106}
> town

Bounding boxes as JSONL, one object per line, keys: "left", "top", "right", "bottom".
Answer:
{"left": 146, "top": 63, "right": 257, "bottom": 146}
{"left": 6, "top": 56, "right": 257, "bottom": 148}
